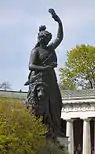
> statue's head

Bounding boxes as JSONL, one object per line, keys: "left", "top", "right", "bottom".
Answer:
{"left": 37, "top": 25, "right": 52, "bottom": 45}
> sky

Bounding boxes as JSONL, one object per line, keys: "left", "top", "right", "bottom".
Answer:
{"left": 0, "top": 0, "right": 95, "bottom": 91}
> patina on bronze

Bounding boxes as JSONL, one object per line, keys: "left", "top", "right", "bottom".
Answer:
{"left": 25, "top": 8, "right": 64, "bottom": 140}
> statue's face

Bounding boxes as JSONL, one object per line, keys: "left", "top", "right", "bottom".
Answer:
{"left": 38, "top": 35, "right": 50, "bottom": 45}
{"left": 38, "top": 31, "right": 52, "bottom": 45}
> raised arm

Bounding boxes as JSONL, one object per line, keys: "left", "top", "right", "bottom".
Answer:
{"left": 48, "top": 9, "right": 63, "bottom": 49}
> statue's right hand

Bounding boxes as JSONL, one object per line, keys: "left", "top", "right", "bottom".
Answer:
{"left": 48, "top": 8, "right": 56, "bottom": 16}
{"left": 48, "top": 8, "right": 60, "bottom": 23}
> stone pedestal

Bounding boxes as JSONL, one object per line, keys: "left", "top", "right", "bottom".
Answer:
{"left": 57, "top": 136, "right": 69, "bottom": 152}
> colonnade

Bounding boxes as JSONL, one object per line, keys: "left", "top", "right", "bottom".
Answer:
{"left": 66, "top": 118, "right": 95, "bottom": 154}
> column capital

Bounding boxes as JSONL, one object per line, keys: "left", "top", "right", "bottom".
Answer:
{"left": 66, "top": 119, "right": 74, "bottom": 123}
{"left": 82, "top": 118, "right": 91, "bottom": 122}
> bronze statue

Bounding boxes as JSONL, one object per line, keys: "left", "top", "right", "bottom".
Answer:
{"left": 25, "top": 8, "right": 64, "bottom": 140}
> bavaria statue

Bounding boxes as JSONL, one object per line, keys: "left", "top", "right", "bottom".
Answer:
{"left": 25, "top": 8, "right": 64, "bottom": 140}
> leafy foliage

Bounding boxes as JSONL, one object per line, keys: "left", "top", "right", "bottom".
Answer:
{"left": 0, "top": 99, "right": 67, "bottom": 154}
{"left": 59, "top": 44, "right": 95, "bottom": 90}
{"left": 0, "top": 99, "right": 47, "bottom": 154}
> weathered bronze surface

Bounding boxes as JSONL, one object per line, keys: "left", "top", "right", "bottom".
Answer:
{"left": 25, "top": 8, "right": 64, "bottom": 140}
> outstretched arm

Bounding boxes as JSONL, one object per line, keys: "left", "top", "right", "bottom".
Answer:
{"left": 48, "top": 9, "right": 63, "bottom": 49}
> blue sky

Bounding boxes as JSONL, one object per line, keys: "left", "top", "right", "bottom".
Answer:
{"left": 0, "top": 0, "right": 95, "bottom": 91}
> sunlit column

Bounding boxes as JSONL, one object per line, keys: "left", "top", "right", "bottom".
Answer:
{"left": 94, "top": 119, "right": 95, "bottom": 154}
{"left": 66, "top": 119, "right": 74, "bottom": 154}
{"left": 83, "top": 118, "right": 91, "bottom": 154}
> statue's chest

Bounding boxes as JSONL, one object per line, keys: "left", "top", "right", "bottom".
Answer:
{"left": 37, "top": 47, "right": 57, "bottom": 65}
{"left": 38, "top": 48, "right": 51, "bottom": 61}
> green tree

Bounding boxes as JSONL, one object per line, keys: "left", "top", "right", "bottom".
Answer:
{"left": 0, "top": 99, "right": 67, "bottom": 154}
{"left": 59, "top": 44, "right": 95, "bottom": 90}
{"left": 0, "top": 99, "right": 47, "bottom": 154}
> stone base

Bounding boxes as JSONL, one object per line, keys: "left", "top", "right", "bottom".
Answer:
{"left": 57, "top": 136, "right": 69, "bottom": 152}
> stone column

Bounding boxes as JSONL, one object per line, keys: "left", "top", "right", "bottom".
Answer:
{"left": 66, "top": 119, "right": 74, "bottom": 154}
{"left": 94, "top": 119, "right": 95, "bottom": 154}
{"left": 82, "top": 118, "right": 91, "bottom": 154}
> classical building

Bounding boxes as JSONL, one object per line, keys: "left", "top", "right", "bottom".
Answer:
{"left": 61, "top": 89, "right": 95, "bottom": 154}
{"left": 0, "top": 89, "right": 95, "bottom": 154}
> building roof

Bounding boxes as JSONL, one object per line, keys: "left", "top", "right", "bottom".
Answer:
{"left": 61, "top": 89, "right": 95, "bottom": 100}
{"left": 0, "top": 89, "right": 95, "bottom": 100}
